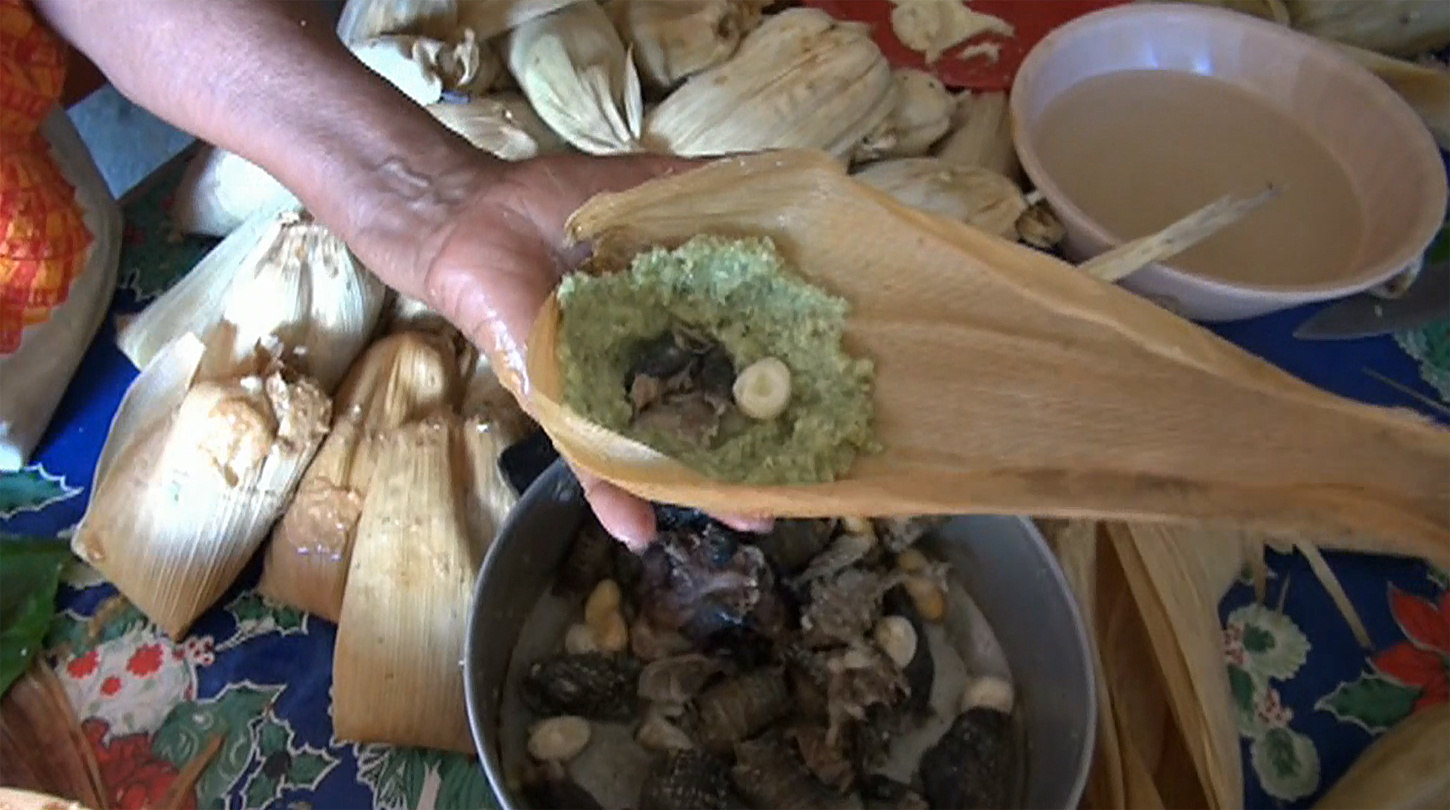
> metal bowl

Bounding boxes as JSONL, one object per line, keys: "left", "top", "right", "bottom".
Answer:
{"left": 465, "top": 460, "right": 1097, "bottom": 809}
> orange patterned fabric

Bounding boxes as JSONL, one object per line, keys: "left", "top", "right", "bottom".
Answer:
{"left": 0, "top": 0, "right": 89, "bottom": 354}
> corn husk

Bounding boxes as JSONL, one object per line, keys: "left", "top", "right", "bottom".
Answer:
{"left": 256, "top": 331, "right": 463, "bottom": 622}
{"left": 1015, "top": 199, "right": 1066, "bottom": 249}
{"left": 854, "top": 68, "right": 955, "bottom": 162}
{"left": 73, "top": 345, "right": 331, "bottom": 639}
{"left": 605, "top": 0, "right": 764, "bottom": 90}
{"left": 336, "top": 0, "right": 458, "bottom": 44}
{"left": 0, "top": 662, "right": 109, "bottom": 809}
{"left": 933, "top": 90, "right": 1019, "bottom": 180}
{"left": 1315, "top": 702, "right": 1450, "bottom": 809}
{"left": 426, "top": 93, "right": 567, "bottom": 159}
{"left": 853, "top": 157, "right": 1027, "bottom": 240}
{"left": 463, "top": 353, "right": 535, "bottom": 445}
{"left": 1333, "top": 44, "right": 1450, "bottom": 151}
{"left": 460, "top": 414, "right": 521, "bottom": 555}
{"left": 170, "top": 146, "right": 297, "bottom": 238}
{"left": 643, "top": 8, "right": 895, "bottom": 160}
{"left": 505, "top": 0, "right": 643, "bottom": 155}
{"left": 524, "top": 150, "right": 1450, "bottom": 560}
{"left": 1285, "top": 0, "right": 1450, "bottom": 57}
{"left": 457, "top": 0, "right": 581, "bottom": 40}
{"left": 332, "top": 413, "right": 481, "bottom": 752}
{"left": 351, "top": 31, "right": 499, "bottom": 104}
{"left": 116, "top": 207, "right": 386, "bottom": 393}
{"left": 889, "top": 0, "right": 1015, "bottom": 64}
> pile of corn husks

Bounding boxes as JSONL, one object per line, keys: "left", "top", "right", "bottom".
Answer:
{"left": 79, "top": 0, "right": 1449, "bottom": 789}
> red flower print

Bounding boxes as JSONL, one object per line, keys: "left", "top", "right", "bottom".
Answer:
{"left": 99, "top": 676, "right": 122, "bottom": 696}
{"left": 126, "top": 643, "right": 164, "bottom": 677}
{"left": 66, "top": 650, "right": 99, "bottom": 678}
{"left": 82, "top": 719, "right": 197, "bottom": 810}
{"left": 1373, "top": 586, "right": 1450, "bottom": 710}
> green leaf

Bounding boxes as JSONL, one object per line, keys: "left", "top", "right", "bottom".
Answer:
{"left": 1251, "top": 727, "right": 1319, "bottom": 802}
{"left": 288, "top": 751, "right": 334, "bottom": 789}
{"left": 0, "top": 539, "right": 71, "bottom": 695}
{"left": 246, "top": 772, "right": 279, "bottom": 810}
{"left": 154, "top": 684, "right": 282, "bottom": 803}
{"left": 434, "top": 754, "right": 495, "bottom": 810}
{"left": 1315, "top": 674, "right": 1419, "bottom": 733}
{"left": 0, "top": 467, "right": 79, "bottom": 517}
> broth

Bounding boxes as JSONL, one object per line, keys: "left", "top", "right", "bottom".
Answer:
{"left": 1034, "top": 69, "right": 1365, "bottom": 287}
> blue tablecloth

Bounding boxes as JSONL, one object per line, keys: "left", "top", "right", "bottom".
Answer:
{"left": 3, "top": 155, "right": 1447, "bottom": 810}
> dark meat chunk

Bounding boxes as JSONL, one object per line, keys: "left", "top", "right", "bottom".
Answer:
{"left": 918, "top": 708, "right": 1015, "bottom": 810}
{"left": 860, "top": 775, "right": 929, "bottom": 810}
{"left": 694, "top": 668, "right": 792, "bottom": 753}
{"left": 785, "top": 723, "right": 857, "bottom": 794}
{"left": 639, "top": 750, "right": 734, "bottom": 810}
{"left": 554, "top": 518, "right": 616, "bottom": 597}
{"left": 752, "top": 519, "right": 835, "bottom": 575}
{"left": 638, "top": 653, "right": 728, "bottom": 704}
{"left": 625, "top": 325, "right": 738, "bottom": 448}
{"left": 731, "top": 735, "right": 856, "bottom": 810}
{"left": 521, "top": 652, "right": 641, "bottom": 722}
{"left": 801, "top": 568, "right": 906, "bottom": 648}
{"left": 636, "top": 521, "right": 787, "bottom": 645}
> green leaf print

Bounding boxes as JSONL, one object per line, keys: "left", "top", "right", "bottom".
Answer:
{"left": 153, "top": 684, "right": 283, "bottom": 808}
{"left": 246, "top": 773, "right": 279, "bottom": 810}
{"left": 1251, "top": 726, "right": 1320, "bottom": 802}
{"left": 0, "top": 467, "right": 80, "bottom": 517}
{"left": 1316, "top": 674, "right": 1420, "bottom": 733}
{"left": 289, "top": 751, "right": 332, "bottom": 789}
{"left": 1227, "top": 603, "right": 1310, "bottom": 682}
{"left": 1228, "top": 664, "right": 1258, "bottom": 734}
{"left": 434, "top": 754, "right": 496, "bottom": 810}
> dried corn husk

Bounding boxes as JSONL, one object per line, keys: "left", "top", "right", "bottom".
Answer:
{"left": 1315, "top": 702, "right": 1450, "bottom": 809}
{"left": 525, "top": 150, "right": 1450, "bottom": 560}
{"left": 171, "top": 146, "right": 296, "bottom": 238}
{"left": 332, "top": 413, "right": 480, "bottom": 751}
{"left": 1015, "top": 198, "right": 1065, "bottom": 249}
{"left": 0, "top": 662, "right": 109, "bottom": 809}
{"left": 854, "top": 68, "right": 954, "bottom": 162}
{"left": 256, "top": 331, "right": 463, "bottom": 622}
{"left": 457, "top": 0, "right": 581, "bottom": 40}
{"left": 853, "top": 157, "right": 1028, "bottom": 239}
{"left": 643, "top": 8, "right": 895, "bottom": 160}
{"left": 351, "top": 31, "right": 499, "bottom": 104}
{"left": 1285, "top": 0, "right": 1450, "bottom": 57}
{"left": 890, "top": 0, "right": 1014, "bottom": 64}
{"left": 73, "top": 346, "right": 331, "bottom": 639}
{"left": 426, "top": 93, "right": 567, "bottom": 159}
{"left": 1333, "top": 44, "right": 1450, "bottom": 151}
{"left": 933, "top": 91, "right": 1019, "bottom": 180}
{"left": 505, "top": 0, "right": 643, "bottom": 155}
{"left": 116, "top": 207, "right": 385, "bottom": 392}
{"left": 605, "top": 0, "right": 764, "bottom": 90}
{"left": 460, "top": 414, "right": 521, "bottom": 555}
{"left": 336, "top": 0, "right": 458, "bottom": 44}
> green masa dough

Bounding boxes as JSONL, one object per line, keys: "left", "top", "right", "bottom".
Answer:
{"left": 556, "top": 235, "right": 878, "bottom": 485}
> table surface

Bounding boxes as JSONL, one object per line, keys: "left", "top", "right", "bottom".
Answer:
{"left": 2, "top": 149, "right": 1448, "bottom": 810}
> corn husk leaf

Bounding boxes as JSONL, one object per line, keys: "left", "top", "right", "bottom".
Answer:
{"left": 170, "top": 146, "right": 297, "bottom": 238}
{"left": 460, "top": 414, "right": 521, "bottom": 556}
{"left": 257, "top": 331, "right": 463, "bottom": 622}
{"left": 605, "top": 0, "right": 764, "bottom": 90}
{"left": 336, "top": 0, "right": 458, "bottom": 44}
{"left": 73, "top": 352, "right": 331, "bottom": 639}
{"left": 351, "top": 31, "right": 498, "bottom": 104}
{"left": 426, "top": 92, "right": 568, "bottom": 160}
{"left": 505, "top": 0, "right": 643, "bottom": 155}
{"left": 643, "top": 7, "right": 895, "bottom": 160}
{"left": 332, "top": 413, "right": 480, "bottom": 751}
{"left": 889, "top": 0, "right": 1015, "bottom": 64}
{"left": 1315, "top": 702, "right": 1450, "bottom": 809}
{"left": 854, "top": 68, "right": 954, "bottom": 162}
{"left": 933, "top": 90, "right": 1019, "bottom": 180}
{"left": 116, "top": 207, "right": 386, "bottom": 393}
{"left": 853, "top": 157, "right": 1027, "bottom": 240}
{"left": 1333, "top": 44, "right": 1450, "bottom": 151}
{"left": 1285, "top": 0, "right": 1450, "bottom": 57}
{"left": 457, "top": 0, "right": 581, "bottom": 40}
{"left": 0, "top": 662, "right": 110, "bottom": 809}
{"left": 526, "top": 150, "right": 1450, "bottom": 560}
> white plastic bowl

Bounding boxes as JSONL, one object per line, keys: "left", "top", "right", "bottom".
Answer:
{"left": 1010, "top": 3, "right": 1447, "bottom": 322}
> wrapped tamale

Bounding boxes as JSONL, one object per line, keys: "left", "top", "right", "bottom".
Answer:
{"left": 605, "top": 0, "right": 765, "bottom": 90}
{"left": 855, "top": 68, "right": 955, "bottom": 162}
{"left": 171, "top": 145, "right": 297, "bottom": 238}
{"left": 351, "top": 31, "right": 500, "bottom": 105}
{"left": 505, "top": 0, "right": 644, "bottom": 155}
{"left": 335, "top": 0, "right": 458, "bottom": 44}
{"left": 257, "top": 330, "right": 463, "bottom": 622}
{"left": 853, "top": 157, "right": 1028, "bottom": 240}
{"left": 643, "top": 8, "right": 895, "bottom": 160}
{"left": 457, "top": 0, "right": 581, "bottom": 40}
{"left": 426, "top": 92, "right": 568, "bottom": 159}
{"left": 933, "top": 90, "right": 1019, "bottom": 180}
{"left": 1285, "top": 0, "right": 1450, "bottom": 57}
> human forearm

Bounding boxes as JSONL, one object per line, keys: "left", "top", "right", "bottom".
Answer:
{"left": 31, "top": 0, "right": 496, "bottom": 294}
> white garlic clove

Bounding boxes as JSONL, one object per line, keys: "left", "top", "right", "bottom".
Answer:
{"left": 563, "top": 622, "right": 598, "bottom": 655}
{"left": 636, "top": 705, "right": 696, "bottom": 752}
{"left": 528, "top": 715, "right": 592, "bottom": 762}
{"left": 732, "top": 357, "right": 792, "bottom": 420}
{"left": 873, "top": 615, "right": 919, "bottom": 669}
{"left": 961, "top": 674, "right": 1015, "bottom": 715}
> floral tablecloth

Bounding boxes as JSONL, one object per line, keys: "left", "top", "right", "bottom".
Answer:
{"left": 2, "top": 153, "right": 1448, "bottom": 810}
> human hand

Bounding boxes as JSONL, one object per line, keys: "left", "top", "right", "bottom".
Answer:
{"left": 414, "top": 152, "right": 773, "bottom": 549}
